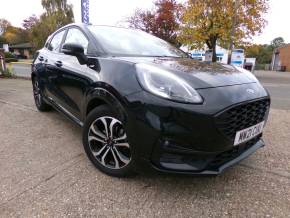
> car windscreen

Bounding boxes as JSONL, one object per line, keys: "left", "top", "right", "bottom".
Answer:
{"left": 88, "top": 26, "right": 187, "bottom": 58}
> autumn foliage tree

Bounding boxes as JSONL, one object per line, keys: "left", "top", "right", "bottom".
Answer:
{"left": 179, "top": 0, "right": 269, "bottom": 62}
{"left": 2, "top": 26, "right": 29, "bottom": 45}
{"left": 128, "top": 0, "right": 182, "bottom": 45}
{"left": 0, "top": 19, "right": 29, "bottom": 44}
{"left": 244, "top": 44, "right": 272, "bottom": 64}
{"left": 243, "top": 36, "right": 285, "bottom": 67}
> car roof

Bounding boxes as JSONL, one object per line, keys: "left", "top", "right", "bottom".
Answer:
{"left": 62, "top": 23, "right": 134, "bottom": 31}
{"left": 48, "top": 23, "right": 140, "bottom": 41}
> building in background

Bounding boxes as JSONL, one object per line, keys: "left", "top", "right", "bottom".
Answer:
{"left": 9, "top": 43, "right": 33, "bottom": 59}
{"left": 189, "top": 49, "right": 204, "bottom": 61}
{"left": 181, "top": 45, "right": 246, "bottom": 68}
{"left": 271, "top": 44, "right": 290, "bottom": 72}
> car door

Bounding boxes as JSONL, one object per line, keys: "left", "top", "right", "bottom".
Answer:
{"left": 54, "top": 27, "right": 95, "bottom": 121}
{"left": 44, "top": 29, "right": 67, "bottom": 103}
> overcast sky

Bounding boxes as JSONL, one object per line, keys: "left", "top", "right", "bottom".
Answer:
{"left": 0, "top": 0, "right": 289, "bottom": 44}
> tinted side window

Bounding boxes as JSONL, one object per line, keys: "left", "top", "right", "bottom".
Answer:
{"left": 48, "top": 30, "right": 65, "bottom": 52}
{"left": 64, "top": 28, "right": 89, "bottom": 54}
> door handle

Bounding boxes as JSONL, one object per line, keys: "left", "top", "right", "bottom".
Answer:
{"left": 55, "top": 61, "right": 63, "bottom": 67}
{"left": 38, "top": 56, "right": 44, "bottom": 61}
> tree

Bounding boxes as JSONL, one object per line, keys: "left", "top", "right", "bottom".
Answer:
{"left": 179, "top": 0, "right": 269, "bottom": 62}
{"left": 244, "top": 36, "right": 286, "bottom": 65}
{"left": 24, "top": 0, "right": 74, "bottom": 50}
{"left": 26, "top": 17, "right": 52, "bottom": 50}
{"left": 244, "top": 44, "right": 272, "bottom": 64}
{"left": 0, "top": 19, "right": 11, "bottom": 35}
{"left": 270, "top": 37, "right": 285, "bottom": 49}
{"left": 41, "top": 0, "right": 74, "bottom": 29}
{"left": 41, "top": 0, "right": 73, "bottom": 15}
{"left": 23, "top": 15, "right": 39, "bottom": 30}
{"left": 2, "top": 26, "right": 29, "bottom": 44}
{"left": 128, "top": 0, "right": 182, "bottom": 45}
{"left": 0, "top": 18, "right": 30, "bottom": 44}
{"left": 0, "top": 35, "right": 7, "bottom": 44}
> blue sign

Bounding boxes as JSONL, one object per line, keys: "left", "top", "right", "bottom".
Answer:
{"left": 81, "top": 0, "right": 90, "bottom": 24}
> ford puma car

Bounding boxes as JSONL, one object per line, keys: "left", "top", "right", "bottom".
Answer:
{"left": 31, "top": 24, "right": 270, "bottom": 177}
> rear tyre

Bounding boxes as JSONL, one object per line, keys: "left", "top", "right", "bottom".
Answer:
{"left": 83, "top": 105, "right": 136, "bottom": 177}
{"left": 32, "top": 77, "right": 51, "bottom": 111}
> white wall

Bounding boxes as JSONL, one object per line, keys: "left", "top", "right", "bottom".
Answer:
{"left": 3, "top": 44, "right": 9, "bottom": 52}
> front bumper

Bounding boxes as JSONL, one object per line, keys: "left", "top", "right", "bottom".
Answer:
{"left": 123, "top": 83, "right": 270, "bottom": 175}
{"left": 148, "top": 137, "right": 264, "bottom": 175}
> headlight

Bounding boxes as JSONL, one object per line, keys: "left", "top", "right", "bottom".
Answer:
{"left": 136, "top": 63, "right": 203, "bottom": 104}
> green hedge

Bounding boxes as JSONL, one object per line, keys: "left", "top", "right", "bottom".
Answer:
{"left": 2, "top": 52, "right": 18, "bottom": 63}
{"left": 4, "top": 52, "right": 15, "bottom": 59}
{"left": 255, "top": 64, "right": 271, "bottom": 70}
{"left": 5, "top": 58, "right": 18, "bottom": 63}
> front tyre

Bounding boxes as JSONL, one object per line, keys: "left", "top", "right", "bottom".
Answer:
{"left": 82, "top": 105, "right": 136, "bottom": 177}
{"left": 32, "top": 77, "right": 51, "bottom": 111}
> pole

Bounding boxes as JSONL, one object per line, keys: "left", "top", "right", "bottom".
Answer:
{"left": 0, "top": 48, "right": 6, "bottom": 74}
{"left": 227, "top": 0, "right": 239, "bottom": 65}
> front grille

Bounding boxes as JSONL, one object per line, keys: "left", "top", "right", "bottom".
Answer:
{"left": 215, "top": 99, "right": 270, "bottom": 141}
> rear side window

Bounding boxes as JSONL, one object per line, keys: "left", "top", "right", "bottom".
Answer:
{"left": 48, "top": 30, "right": 66, "bottom": 52}
{"left": 64, "top": 28, "right": 89, "bottom": 54}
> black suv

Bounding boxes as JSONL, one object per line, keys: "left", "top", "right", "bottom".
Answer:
{"left": 32, "top": 23, "right": 270, "bottom": 177}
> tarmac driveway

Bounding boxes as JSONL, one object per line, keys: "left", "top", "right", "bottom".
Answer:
{"left": 0, "top": 78, "right": 289, "bottom": 217}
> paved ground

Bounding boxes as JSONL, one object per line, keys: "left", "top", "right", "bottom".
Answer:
{"left": 254, "top": 71, "right": 290, "bottom": 110}
{"left": 0, "top": 74, "right": 289, "bottom": 217}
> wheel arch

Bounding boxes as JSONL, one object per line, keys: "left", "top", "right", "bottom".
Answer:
{"left": 84, "top": 87, "right": 128, "bottom": 122}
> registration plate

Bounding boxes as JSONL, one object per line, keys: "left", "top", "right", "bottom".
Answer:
{"left": 234, "top": 121, "right": 265, "bottom": 146}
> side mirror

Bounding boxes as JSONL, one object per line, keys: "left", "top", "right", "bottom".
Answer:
{"left": 61, "top": 43, "right": 88, "bottom": 65}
